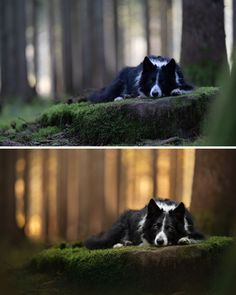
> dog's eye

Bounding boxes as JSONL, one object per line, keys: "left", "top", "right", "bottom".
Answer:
{"left": 166, "top": 225, "right": 173, "bottom": 231}
{"left": 151, "top": 78, "right": 156, "bottom": 83}
{"left": 155, "top": 222, "right": 162, "bottom": 228}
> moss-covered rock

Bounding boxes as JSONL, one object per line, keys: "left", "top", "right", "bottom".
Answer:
{"left": 40, "top": 87, "right": 218, "bottom": 145}
{"left": 0, "top": 87, "right": 218, "bottom": 146}
{"left": 29, "top": 236, "right": 234, "bottom": 294}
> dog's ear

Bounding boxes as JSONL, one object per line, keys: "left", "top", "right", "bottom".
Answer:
{"left": 147, "top": 199, "right": 162, "bottom": 217}
{"left": 165, "top": 58, "right": 176, "bottom": 73}
{"left": 142, "top": 56, "right": 155, "bottom": 72}
{"left": 172, "top": 202, "right": 185, "bottom": 220}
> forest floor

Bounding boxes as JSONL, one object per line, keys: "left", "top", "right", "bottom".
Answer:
{"left": 0, "top": 87, "right": 218, "bottom": 146}
{"left": 2, "top": 236, "right": 234, "bottom": 295}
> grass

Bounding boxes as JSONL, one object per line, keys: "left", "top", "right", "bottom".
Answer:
{"left": 0, "top": 97, "right": 53, "bottom": 129}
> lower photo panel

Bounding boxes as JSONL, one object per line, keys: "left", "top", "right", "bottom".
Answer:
{"left": 0, "top": 148, "right": 235, "bottom": 295}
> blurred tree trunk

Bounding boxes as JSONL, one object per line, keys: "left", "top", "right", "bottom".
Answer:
{"left": 78, "top": 150, "right": 105, "bottom": 239}
{"left": 32, "top": 0, "right": 39, "bottom": 92}
{"left": 42, "top": 150, "right": 50, "bottom": 242}
{"left": 181, "top": 0, "right": 229, "bottom": 86}
{"left": 0, "top": 0, "right": 3, "bottom": 111}
{"left": 152, "top": 150, "right": 158, "bottom": 197}
{"left": 89, "top": 0, "right": 105, "bottom": 88}
{"left": 144, "top": 0, "right": 151, "bottom": 55}
{"left": 159, "top": 0, "right": 173, "bottom": 56}
{"left": 48, "top": 0, "right": 59, "bottom": 100}
{"left": 114, "top": 0, "right": 125, "bottom": 70}
{"left": 206, "top": 58, "right": 236, "bottom": 145}
{"left": 60, "top": 0, "right": 73, "bottom": 94}
{"left": 103, "top": 0, "right": 118, "bottom": 82}
{"left": 191, "top": 150, "right": 236, "bottom": 235}
{"left": 0, "top": 151, "right": 24, "bottom": 241}
{"left": 57, "top": 151, "right": 68, "bottom": 240}
{"left": 0, "top": 0, "right": 33, "bottom": 100}
{"left": 71, "top": 0, "right": 82, "bottom": 94}
{"left": 23, "top": 150, "right": 30, "bottom": 233}
{"left": 148, "top": 0, "right": 161, "bottom": 55}
{"left": 233, "top": 0, "right": 236, "bottom": 52}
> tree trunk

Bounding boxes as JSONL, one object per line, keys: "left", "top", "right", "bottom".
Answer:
{"left": 191, "top": 150, "right": 236, "bottom": 235}
{"left": 0, "top": 0, "right": 33, "bottom": 100}
{"left": 41, "top": 150, "right": 50, "bottom": 242}
{"left": 233, "top": 0, "right": 236, "bottom": 52}
{"left": 60, "top": 0, "right": 73, "bottom": 94}
{"left": 32, "top": 0, "right": 40, "bottom": 92}
{"left": 71, "top": 0, "right": 82, "bottom": 94}
{"left": 0, "top": 151, "right": 24, "bottom": 241}
{"left": 181, "top": 0, "right": 229, "bottom": 86}
{"left": 144, "top": 0, "right": 151, "bottom": 56}
{"left": 89, "top": 0, "right": 105, "bottom": 88}
{"left": 57, "top": 151, "right": 68, "bottom": 240}
{"left": 159, "top": 0, "right": 173, "bottom": 56}
{"left": 48, "top": 0, "right": 59, "bottom": 100}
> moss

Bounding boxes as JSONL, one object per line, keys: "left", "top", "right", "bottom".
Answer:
{"left": 0, "top": 87, "right": 219, "bottom": 146}
{"left": 29, "top": 236, "right": 234, "bottom": 294}
{"left": 31, "top": 126, "right": 61, "bottom": 141}
{"left": 38, "top": 87, "right": 218, "bottom": 145}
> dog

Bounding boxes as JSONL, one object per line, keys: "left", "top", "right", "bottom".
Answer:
{"left": 88, "top": 56, "right": 194, "bottom": 103}
{"left": 84, "top": 198, "right": 204, "bottom": 249}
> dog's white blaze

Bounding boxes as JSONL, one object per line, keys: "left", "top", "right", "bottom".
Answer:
{"left": 149, "top": 57, "right": 168, "bottom": 68}
{"left": 150, "top": 84, "right": 162, "bottom": 97}
{"left": 155, "top": 201, "right": 177, "bottom": 212}
{"left": 154, "top": 215, "right": 168, "bottom": 246}
{"left": 150, "top": 72, "right": 162, "bottom": 97}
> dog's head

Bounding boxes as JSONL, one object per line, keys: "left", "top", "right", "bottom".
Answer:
{"left": 142, "top": 199, "right": 187, "bottom": 246}
{"left": 139, "top": 56, "right": 178, "bottom": 97}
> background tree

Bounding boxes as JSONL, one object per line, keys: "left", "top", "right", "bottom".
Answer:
{"left": 191, "top": 150, "right": 236, "bottom": 235}
{"left": 0, "top": 150, "right": 24, "bottom": 241}
{"left": 0, "top": 0, "right": 34, "bottom": 100}
{"left": 206, "top": 55, "right": 236, "bottom": 145}
{"left": 233, "top": 0, "right": 236, "bottom": 52}
{"left": 181, "top": 0, "right": 229, "bottom": 86}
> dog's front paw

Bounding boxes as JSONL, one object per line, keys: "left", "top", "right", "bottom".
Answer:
{"left": 178, "top": 237, "right": 197, "bottom": 245}
{"left": 114, "top": 96, "right": 124, "bottom": 101}
{"left": 171, "top": 88, "right": 182, "bottom": 96}
{"left": 113, "top": 243, "right": 124, "bottom": 248}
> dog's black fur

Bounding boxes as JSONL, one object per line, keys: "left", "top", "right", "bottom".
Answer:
{"left": 84, "top": 198, "right": 204, "bottom": 250}
{"left": 88, "top": 56, "right": 193, "bottom": 103}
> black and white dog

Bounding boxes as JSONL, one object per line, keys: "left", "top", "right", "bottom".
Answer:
{"left": 84, "top": 198, "right": 204, "bottom": 250}
{"left": 88, "top": 56, "right": 193, "bottom": 103}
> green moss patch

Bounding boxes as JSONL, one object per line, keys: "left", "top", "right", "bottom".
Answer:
{"left": 0, "top": 87, "right": 218, "bottom": 146}
{"left": 29, "top": 236, "right": 234, "bottom": 294}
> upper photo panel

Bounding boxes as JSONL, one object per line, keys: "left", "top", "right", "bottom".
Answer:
{"left": 0, "top": 0, "right": 235, "bottom": 146}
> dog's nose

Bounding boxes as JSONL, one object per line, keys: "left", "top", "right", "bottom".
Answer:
{"left": 156, "top": 238, "right": 164, "bottom": 245}
{"left": 152, "top": 91, "right": 160, "bottom": 97}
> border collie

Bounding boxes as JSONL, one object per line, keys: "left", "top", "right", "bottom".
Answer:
{"left": 84, "top": 198, "right": 204, "bottom": 250}
{"left": 88, "top": 56, "right": 193, "bottom": 103}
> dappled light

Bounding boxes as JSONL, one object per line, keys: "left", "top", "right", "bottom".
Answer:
{"left": 10, "top": 149, "right": 197, "bottom": 241}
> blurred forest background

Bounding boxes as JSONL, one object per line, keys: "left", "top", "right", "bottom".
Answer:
{"left": 0, "top": 0, "right": 235, "bottom": 103}
{"left": 0, "top": 149, "right": 235, "bottom": 243}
